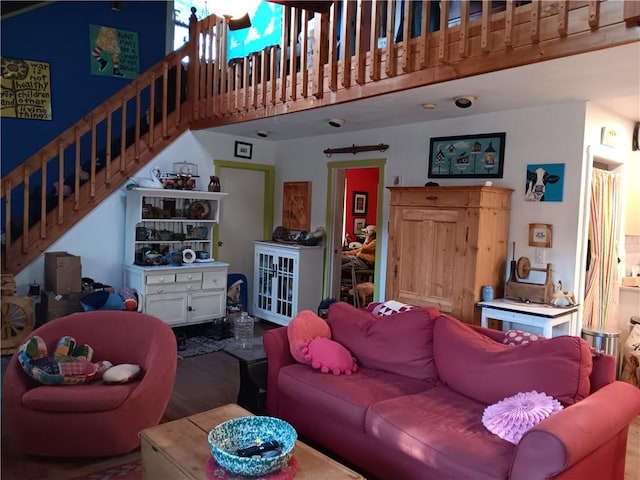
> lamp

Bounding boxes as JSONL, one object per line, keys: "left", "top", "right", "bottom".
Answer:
{"left": 210, "top": 1, "right": 251, "bottom": 30}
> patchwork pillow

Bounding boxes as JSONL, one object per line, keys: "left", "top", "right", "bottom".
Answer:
{"left": 18, "top": 335, "right": 98, "bottom": 385}
{"left": 287, "top": 310, "right": 331, "bottom": 364}
{"left": 433, "top": 315, "right": 592, "bottom": 405}
{"left": 482, "top": 391, "right": 563, "bottom": 444}
{"left": 301, "top": 337, "right": 358, "bottom": 375}
{"left": 503, "top": 329, "right": 544, "bottom": 346}
{"left": 326, "top": 301, "right": 439, "bottom": 381}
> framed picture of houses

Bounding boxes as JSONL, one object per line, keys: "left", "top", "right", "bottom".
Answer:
{"left": 428, "top": 132, "right": 506, "bottom": 178}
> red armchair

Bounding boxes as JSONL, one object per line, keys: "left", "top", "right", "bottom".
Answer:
{"left": 2, "top": 310, "right": 177, "bottom": 457}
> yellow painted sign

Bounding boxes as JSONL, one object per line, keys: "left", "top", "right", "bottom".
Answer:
{"left": 1, "top": 57, "right": 52, "bottom": 120}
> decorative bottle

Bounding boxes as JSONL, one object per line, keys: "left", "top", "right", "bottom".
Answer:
{"left": 234, "top": 312, "right": 254, "bottom": 348}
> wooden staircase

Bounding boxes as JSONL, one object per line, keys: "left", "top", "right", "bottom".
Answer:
{"left": 2, "top": 1, "right": 639, "bottom": 276}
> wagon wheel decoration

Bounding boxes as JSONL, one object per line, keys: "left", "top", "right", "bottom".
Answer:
{"left": 1, "top": 296, "right": 35, "bottom": 355}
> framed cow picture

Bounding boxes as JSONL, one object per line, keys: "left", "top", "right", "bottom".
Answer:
{"left": 525, "top": 163, "right": 565, "bottom": 202}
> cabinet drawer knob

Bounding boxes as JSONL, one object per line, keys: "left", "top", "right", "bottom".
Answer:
{"left": 156, "top": 288, "right": 164, "bottom": 293}
{"left": 187, "top": 275, "right": 193, "bottom": 280}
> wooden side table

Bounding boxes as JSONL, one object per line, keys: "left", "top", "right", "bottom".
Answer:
{"left": 223, "top": 338, "right": 267, "bottom": 414}
{"left": 478, "top": 298, "right": 579, "bottom": 337}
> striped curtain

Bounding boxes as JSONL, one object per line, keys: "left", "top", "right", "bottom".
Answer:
{"left": 583, "top": 168, "right": 622, "bottom": 331}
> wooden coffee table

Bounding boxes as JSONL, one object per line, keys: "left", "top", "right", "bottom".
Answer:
{"left": 140, "top": 403, "right": 364, "bottom": 479}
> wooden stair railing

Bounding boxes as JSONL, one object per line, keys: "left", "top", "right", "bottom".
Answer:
{"left": 2, "top": 1, "right": 639, "bottom": 276}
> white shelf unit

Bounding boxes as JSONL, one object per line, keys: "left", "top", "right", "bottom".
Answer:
{"left": 123, "top": 188, "right": 229, "bottom": 327}
{"left": 253, "top": 241, "right": 324, "bottom": 326}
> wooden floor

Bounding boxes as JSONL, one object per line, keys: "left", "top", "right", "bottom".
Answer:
{"left": 2, "top": 319, "right": 639, "bottom": 480}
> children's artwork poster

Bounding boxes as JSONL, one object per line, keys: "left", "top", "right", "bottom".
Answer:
{"left": 1, "top": 57, "right": 52, "bottom": 120}
{"left": 89, "top": 25, "right": 139, "bottom": 79}
{"left": 525, "top": 163, "right": 565, "bottom": 202}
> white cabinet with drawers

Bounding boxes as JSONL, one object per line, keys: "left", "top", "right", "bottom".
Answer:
{"left": 123, "top": 263, "right": 228, "bottom": 326}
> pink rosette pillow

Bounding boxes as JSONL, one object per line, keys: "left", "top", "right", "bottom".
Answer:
{"left": 482, "top": 390, "right": 563, "bottom": 444}
{"left": 503, "top": 330, "right": 544, "bottom": 346}
{"left": 287, "top": 310, "right": 331, "bottom": 364}
{"left": 301, "top": 337, "right": 358, "bottom": 375}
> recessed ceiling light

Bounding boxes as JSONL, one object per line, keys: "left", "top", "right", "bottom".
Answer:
{"left": 328, "top": 118, "right": 345, "bottom": 128}
{"left": 453, "top": 95, "right": 476, "bottom": 108}
{"left": 256, "top": 130, "right": 269, "bottom": 138}
{"left": 422, "top": 103, "right": 437, "bottom": 109}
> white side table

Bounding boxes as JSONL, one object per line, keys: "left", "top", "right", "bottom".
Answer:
{"left": 478, "top": 298, "right": 579, "bottom": 338}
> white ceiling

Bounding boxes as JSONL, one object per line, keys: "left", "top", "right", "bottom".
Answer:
{"left": 210, "top": 42, "right": 640, "bottom": 141}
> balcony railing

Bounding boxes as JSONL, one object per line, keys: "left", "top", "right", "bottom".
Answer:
{"left": 2, "top": 0, "right": 639, "bottom": 275}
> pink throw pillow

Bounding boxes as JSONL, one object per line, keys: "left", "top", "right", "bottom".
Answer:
{"left": 326, "top": 301, "right": 438, "bottom": 381}
{"left": 302, "top": 337, "right": 358, "bottom": 375}
{"left": 287, "top": 310, "right": 331, "bottom": 364}
{"left": 433, "top": 315, "right": 592, "bottom": 405}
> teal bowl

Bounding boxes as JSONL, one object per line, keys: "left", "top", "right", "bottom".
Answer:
{"left": 207, "top": 416, "right": 296, "bottom": 476}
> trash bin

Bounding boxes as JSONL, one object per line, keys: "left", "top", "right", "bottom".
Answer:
{"left": 581, "top": 328, "right": 621, "bottom": 378}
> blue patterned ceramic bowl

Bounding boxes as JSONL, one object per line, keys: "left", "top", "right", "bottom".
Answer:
{"left": 207, "top": 416, "right": 296, "bottom": 476}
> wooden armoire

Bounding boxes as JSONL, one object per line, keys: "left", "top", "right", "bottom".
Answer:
{"left": 385, "top": 186, "right": 513, "bottom": 325}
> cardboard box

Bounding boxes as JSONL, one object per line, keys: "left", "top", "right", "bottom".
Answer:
{"left": 41, "top": 291, "right": 84, "bottom": 322}
{"left": 45, "top": 251, "right": 82, "bottom": 294}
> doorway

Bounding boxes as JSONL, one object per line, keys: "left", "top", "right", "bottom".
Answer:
{"left": 213, "top": 159, "right": 275, "bottom": 315}
{"left": 325, "top": 159, "right": 386, "bottom": 303}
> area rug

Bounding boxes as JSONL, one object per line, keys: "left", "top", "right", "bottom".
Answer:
{"left": 71, "top": 458, "right": 142, "bottom": 480}
{"left": 177, "top": 335, "right": 236, "bottom": 359}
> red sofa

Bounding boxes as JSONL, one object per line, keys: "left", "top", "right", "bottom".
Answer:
{"left": 263, "top": 302, "right": 640, "bottom": 480}
{"left": 2, "top": 311, "right": 177, "bottom": 457}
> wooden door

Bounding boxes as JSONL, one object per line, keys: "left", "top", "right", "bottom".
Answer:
{"left": 386, "top": 206, "right": 468, "bottom": 316}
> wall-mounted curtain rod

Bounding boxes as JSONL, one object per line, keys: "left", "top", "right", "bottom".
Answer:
{"left": 323, "top": 143, "right": 389, "bottom": 157}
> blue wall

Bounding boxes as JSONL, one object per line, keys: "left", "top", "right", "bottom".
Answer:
{"left": 1, "top": 1, "right": 168, "bottom": 175}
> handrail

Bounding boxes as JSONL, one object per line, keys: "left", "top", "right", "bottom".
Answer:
{"left": 1, "top": 0, "right": 638, "bottom": 275}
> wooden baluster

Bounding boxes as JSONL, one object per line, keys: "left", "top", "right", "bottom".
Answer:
{"left": 135, "top": 86, "right": 141, "bottom": 160}
{"left": 22, "top": 167, "right": 29, "bottom": 253}
{"left": 90, "top": 115, "right": 97, "bottom": 198}
{"left": 261, "top": 49, "right": 268, "bottom": 107}
{"left": 531, "top": 0, "right": 541, "bottom": 44}
{"left": 301, "top": 9, "right": 310, "bottom": 97}
{"left": 504, "top": 0, "right": 515, "bottom": 48}
{"left": 207, "top": 19, "right": 214, "bottom": 118}
{"left": 355, "top": 0, "right": 366, "bottom": 84}
{"left": 588, "top": 1, "right": 600, "bottom": 30}
{"left": 252, "top": 52, "right": 259, "bottom": 107}
{"left": 213, "top": 18, "right": 221, "bottom": 117}
{"left": 120, "top": 98, "right": 127, "bottom": 172}
{"left": 75, "top": 127, "right": 81, "bottom": 210}
{"left": 290, "top": 7, "right": 299, "bottom": 100}
{"left": 401, "top": 0, "right": 413, "bottom": 72}
{"left": 162, "top": 60, "right": 169, "bottom": 137}
{"left": 280, "top": 6, "right": 291, "bottom": 103}
{"left": 4, "top": 180, "right": 12, "bottom": 249}
{"left": 481, "top": 0, "right": 491, "bottom": 52}
{"left": 313, "top": 12, "right": 328, "bottom": 98}
{"left": 244, "top": 56, "right": 250, "bottom": 111}
{"left": 558, "top": 0, "right": 568, "bottom": 37}
{"left": 419, "top": 0, "right": 431, "bottom": 68}
{"left": 221, "top": 18, "right": 230, "bottom": 115}
{"left": 149, "top": 75, "right": 156, "bottom": 150}
{"left": 106, "top": 111, "right": 112, "bottom": 186}
{"left": 459, "top": 0, "right": 470, "bottom": 58}
{"left": 235, "top": 60, "right": 242, "bottom": 112}
{"left": 176, "top": 57, "right": 183, "bottom": 123}
{"left": 328, "top": 3, "right": 338, "bottom": 91}
{"left": 340, "top": 1, "right": 352, "bottom": 87}
{"left": 57, "top": 142, "right": 64, "bottom": 224}
{"left": 270, "top": 45, "right": 278, "bottom": 104}
{"left": 438, "top": 0, "right": 449, "bottom": 63}
{"left": 39, "top": 158, "right": 46, "bottom": 237}
{"left": 369, "top": 0, "right": 381, "bottom": 80}
{"left": 188, "top": 8, "right": 200, "bottom": 121}
{"left": 385, "top": 0, "right": 396, "bottom": 76}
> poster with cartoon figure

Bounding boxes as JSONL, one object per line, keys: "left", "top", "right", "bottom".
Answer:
{"left": 89, "top": 25, "right": 139, "bottom": 79}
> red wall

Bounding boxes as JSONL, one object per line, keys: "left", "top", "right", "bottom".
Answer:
{"left": 345, "top": 167, "right": 379, "bottom": 242}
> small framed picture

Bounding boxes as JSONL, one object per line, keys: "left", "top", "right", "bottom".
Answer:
{"left": 352, "top": 191, "right": 368, "bottom": 215}
{"left": 353, "top": 217, "right": 366, "bottom": 233}
{"left": 529, "top": 223, "right": 553, "bottom": 248}
{"left": 234, "top": 141, "right": 252, "bottom": 159}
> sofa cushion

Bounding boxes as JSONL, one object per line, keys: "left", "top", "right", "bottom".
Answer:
{"left": 22, "top": 381, "right": 137, "bottom": 412}
{"left": 278, "top": 363, "right": 436, "bottom": 431}
{"left": 366, "top": 386, "right": 515, "bottom": 480}
{"left": 433, "top": 315, "right": 592, "bottom": 405}
{"left": 287, "top": 310, "right": 332, "bottom": 364}
{"left": 326, "top": 302, "right": 439, "bottom": 381}
{"left": 302, "top": 337, "right": 358, "bottom": 375}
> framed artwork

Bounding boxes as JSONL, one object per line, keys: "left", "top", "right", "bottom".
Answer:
{"left": 525, "top": 163, "right": 565, "bottom": 202}
{"left": 529, "top": 223, "right": 553, "bottom": 248}
{"left": 282, "top": 181, "right": 311, "bottom": 231}
{"left": 352, "top": 191, "right": 368, "bottom": 215}
{"left": 428, "top": 132, "right": 506, "bottom": 178}
{"left": 234, "top": 141, "right": 253, "bottom": 159}
{"left": 353, "top": 217, "right": 366, "bottom": 233}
